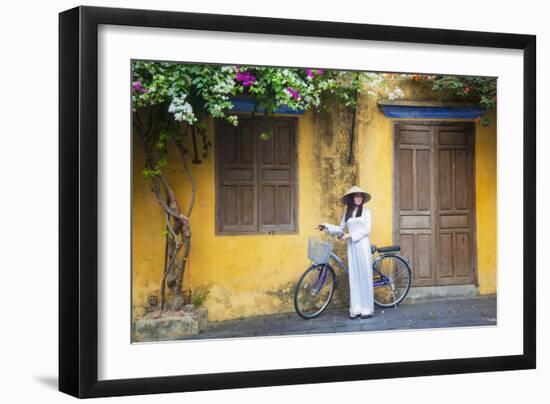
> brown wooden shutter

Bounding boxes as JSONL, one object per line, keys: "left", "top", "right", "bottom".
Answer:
{"left": 258, "top": 119, "right": 296, "bottom": 233}
{"left": 216, "top": 117, "right": 297, "bottom": 235}
{"left": 216, "top": 119, "right": 258, "bottom": 233}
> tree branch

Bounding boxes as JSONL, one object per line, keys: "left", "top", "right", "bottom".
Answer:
{"left": 176, "top": 238, "right": 190, "bottom": 294}
{"left": 133, "top": 111, "right": 143, "bottom": 131}
{"left": 159, "top": 241, "right": 182, "bottom": 313}
{"left": 175, "top": 140, "right": 197, "bottom": 218}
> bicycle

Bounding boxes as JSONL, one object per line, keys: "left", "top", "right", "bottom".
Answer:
{"left": 293, "top": 233, "right": 413, "bottom": 319}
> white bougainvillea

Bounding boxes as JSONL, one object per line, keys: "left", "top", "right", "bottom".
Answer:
{"left": 387, "top": 87, "right": 405, "bottom": 100}
{"left": 168, "top": 93, "right": 197, "bottom": 124}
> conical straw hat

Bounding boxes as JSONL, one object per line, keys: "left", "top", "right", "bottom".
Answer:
{"left": 341, "top": 185, "right": 371, "bottom": 204}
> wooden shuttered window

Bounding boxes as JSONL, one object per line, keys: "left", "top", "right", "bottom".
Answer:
{"left": 216, "top": 117, "right": 297, "bottom": 235}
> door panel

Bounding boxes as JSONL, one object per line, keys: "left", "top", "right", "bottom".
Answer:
{"left": 438, "top": 149, "right": 453, "bottom": 210}
{"left": 395, "top": 124, "right": 476, "bottom": 287}
{"left": 396, "top": 125, "right": 436, "bottom": 286}
{"left": 398, "top": 149, "right": 414, "bottom": 210}
{"left": 438, "top": 233, "right": 454, "bottom": 278}
{"left": 435, "top": 126, "right": 475, "bottom": 285}
{"left": 416, "top": 149, "right": 431, "bottom": 210}
{"left": 416, "top": 234, "right": 432, "bottom": 279}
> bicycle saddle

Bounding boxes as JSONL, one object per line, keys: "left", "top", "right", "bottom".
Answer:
{"left": 377, "top": 245, "right": 401, "bottom": 253}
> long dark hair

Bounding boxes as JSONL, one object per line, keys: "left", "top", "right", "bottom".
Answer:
{"left": 344, "top": 194, "right": 363, "bottom": 222}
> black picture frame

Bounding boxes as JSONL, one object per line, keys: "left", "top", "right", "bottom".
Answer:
{"left": 59, "top": 5, "right": 536, "bottom": 398}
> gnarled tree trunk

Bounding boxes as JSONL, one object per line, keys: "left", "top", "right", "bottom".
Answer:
{"left": 133, "top": 107, "right": 197, "bottom": 316}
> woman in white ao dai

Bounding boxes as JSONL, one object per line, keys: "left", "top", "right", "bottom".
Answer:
{"left": 319, "top": 186, "right": 374, "bottom": 319}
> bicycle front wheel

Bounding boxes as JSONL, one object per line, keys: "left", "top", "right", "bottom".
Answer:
{"left": 294, "top": 264, "right": 336, "bottom": 319}
{"left": 373, "top": 255, "right": 412, "bottom": 308}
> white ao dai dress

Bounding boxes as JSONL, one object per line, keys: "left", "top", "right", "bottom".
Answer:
{"left": 322, "top": 208, "right": 374, "bottom": 316}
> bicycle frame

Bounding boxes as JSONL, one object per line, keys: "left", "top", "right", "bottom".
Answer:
{"left": 323, "top": 251, "right": 396, "bottom": 288}
{"left": 312, "top": 262, "right": 331, "bottom": 293}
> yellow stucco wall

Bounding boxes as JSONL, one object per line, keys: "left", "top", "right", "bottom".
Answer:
{"left": 474, "top": 109, "right": 497, "bottom": 294}
{"left": 132, "top": 79, "right": 497, "bottom": 322}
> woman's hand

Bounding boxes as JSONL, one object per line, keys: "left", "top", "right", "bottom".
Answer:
{"left": 340, "top": 233, "right": 351, "bottom": 240}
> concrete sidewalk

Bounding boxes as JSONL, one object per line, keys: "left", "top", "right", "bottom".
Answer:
{"left": 176, "top": 295, "right": 496, "bottom": 340}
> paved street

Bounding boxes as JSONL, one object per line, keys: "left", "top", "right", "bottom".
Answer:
{"left": 177, "top": 295, "right": 496, "bottom": 340}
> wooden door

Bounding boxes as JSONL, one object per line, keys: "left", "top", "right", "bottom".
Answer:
{"left": 395, "top": 123, "right": 476, "bottom": 287}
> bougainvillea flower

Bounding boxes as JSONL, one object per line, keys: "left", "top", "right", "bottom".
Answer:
{"left": 306, "top": 68, "right": 324, "bottom": 78}
{"left": 132, "top": 81, "right": 147, "bottom": 93}
{"left": 287, "top": 87, "right": 301, "bottom": 100}
{"left": 235, "top": 71, "right": 256, "bottom": 87}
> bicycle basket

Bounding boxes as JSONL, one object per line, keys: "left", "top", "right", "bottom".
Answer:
{"left": 308, "top": 237, "right": 334, "bottom": 265}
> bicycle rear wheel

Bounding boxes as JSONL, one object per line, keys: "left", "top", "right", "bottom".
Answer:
{"left": 294, "top": 264, "right": 336, "bottom": 319}
{"left": 372, "top": 254, "right": 411, "bottom": 308}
